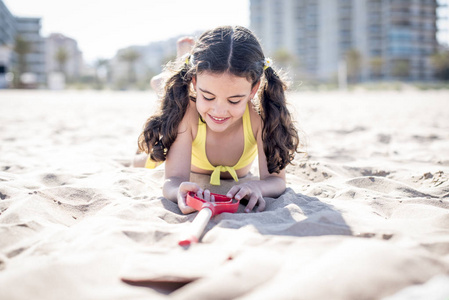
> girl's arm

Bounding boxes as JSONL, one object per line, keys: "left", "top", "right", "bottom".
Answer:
{"left": 162, "top": 106, "right": 207, "bottom": 214}
{"left": 226, "top": 115, "right": 286, "bottom": 213}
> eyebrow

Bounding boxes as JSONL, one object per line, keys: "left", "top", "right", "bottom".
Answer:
{"left": 198, "top": 87, "right": 246, "bottom": 99}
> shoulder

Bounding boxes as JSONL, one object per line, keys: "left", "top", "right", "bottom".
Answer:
{"left": 178, "top": 99, "right": 199, "bottom": 139}
{"left": 248, "top": 101, "right": 262, "bottom": 139}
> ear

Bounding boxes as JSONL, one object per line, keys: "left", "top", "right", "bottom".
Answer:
{"left": 250, "top": 80, "right": 261, "bottom": 98}
{"left": 191, "top": 76, "right": 197, "bottom": 89}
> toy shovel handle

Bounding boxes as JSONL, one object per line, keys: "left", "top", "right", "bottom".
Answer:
{"left": 178, "top": 208, "right": 213, "bottom": 246}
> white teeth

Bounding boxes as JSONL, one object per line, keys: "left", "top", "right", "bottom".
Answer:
{"left": 211, "top": 116, "right": 226, "bottom": 121}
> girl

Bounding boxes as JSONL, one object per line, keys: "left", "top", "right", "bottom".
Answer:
{"left": 137, "top": 26, "right": 300, "bottom": 214}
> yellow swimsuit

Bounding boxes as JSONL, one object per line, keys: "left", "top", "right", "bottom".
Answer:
{"left": 191, "top": 105, "right": 258, "bottom": 185}
{"left": 146, "top": 105, "right": 258, "bottom": 185}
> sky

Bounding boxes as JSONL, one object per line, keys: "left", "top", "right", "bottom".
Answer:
{"left": 4, "top": 0, "right": 250, "bottom": 63}
{"left": 3, "top": 0, "right": 449, "bottom": 64}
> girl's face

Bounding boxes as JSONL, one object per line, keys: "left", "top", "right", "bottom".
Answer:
{"left": 193, "top": 72, "right": 259, "bottom": 133}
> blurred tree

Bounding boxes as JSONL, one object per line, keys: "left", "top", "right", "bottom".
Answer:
{"left": 272, "top": 48, "right": 302, "bottom": 83}
{"left": 345, "top": 49, "right": 361, "bottom": 83}
{"left": 430, "top": 50, "right": 449, "bottom": 81}
{"left": 119, "top": 49, "right": 140, "bottom": 85}
{"left": 369, "top": 57, "right": 383, "bottom": 79}
{"left": 55, "top": 47, "right": 69, "bottom": 79}
{"left": 161, "top": 53, "right": 176, "bottom": 66}
{"left": 391, "top": 59, "right": 410, "bottom": 79}
{"left": 272, "top": 48, "right": 297, "bottom": 69}
{"left": 13, "top": 35, "right": 31, "bottom": 88}
{"left": 94, "top": 58, "right": 109, "bottom": 89}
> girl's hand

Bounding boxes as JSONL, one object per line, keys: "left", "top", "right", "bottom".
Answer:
{"left": 177, "top": 182, "right": 214, "bottom": 214}
{"left": 226, "top": 182, "right": 266, "bottom": 213}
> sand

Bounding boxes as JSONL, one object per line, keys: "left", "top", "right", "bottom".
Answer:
{"left": 0, "top": 89, "right": 448, "bottom": 300}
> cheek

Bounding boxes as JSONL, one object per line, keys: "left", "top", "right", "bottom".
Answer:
{"left": 195, "top": 99, "right": 209, "bottom": 115}
{"left": 228, "top": 103, "right": 247, "bottom": 117}
{"left": 235, "top": 107, "right": 247, "bottom": 117}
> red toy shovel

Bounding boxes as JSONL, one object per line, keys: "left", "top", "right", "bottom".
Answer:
{"left": 178, "top": 192, "right": 240, "bottom": 246}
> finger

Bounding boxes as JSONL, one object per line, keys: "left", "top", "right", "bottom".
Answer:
{"left": 178, "top": 190, "right": 189, "bottom": 207}
{"left": 179, "top": 182, "right": 201, "bottom": 197}
{"left": 211, "top": 194, "right": 215, "bottom": 202}
{"left": 226, "top": 186, "right": 240, "bottom": 199}
{"left": 181, "top": 204, "right": 196, "bottom": 214}
{"left": 245, "top": 194, "right": 259, "bottom": 213}
{"left": 256, "top": 197, "right": 266, "bottom": 212}
{"left": 177, "top": 194, "right": 196, "bottom": 214}
{"left": 234, "top": 187, "right": 250, "bottom": 201}
{"left": 203, "top": 189, "right": 211, "bottom": 202}
{"left": 196, "top": 189, "right": 204, "bottom": 199}
{"left": 178, "top": 182, "right": 199, "bottom": 203}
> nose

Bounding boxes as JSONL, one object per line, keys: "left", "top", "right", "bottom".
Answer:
{"left": 212, "top": 100, "right": 227, "bottom": 116}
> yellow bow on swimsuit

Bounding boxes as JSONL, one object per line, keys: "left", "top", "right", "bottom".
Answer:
{"left": 210, "top": 165, "right": 239, "bottom": 186}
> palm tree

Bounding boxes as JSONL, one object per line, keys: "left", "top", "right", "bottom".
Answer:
{"left": 345, "top": 49, "right": 361, "bottom": 83}
{"left": 55, "top": 47, "right": 69, "bottom": 78}
{"left": 369, "top": 57, "right": 384, "bottom": 79}
{"left": 272, "top": 48, "right": 301, "bottom": 83}
{"left": 391, "top": 59, "right": 410, "bottom": 79}
{"left": 273, "top": 48, "right": 297, "bottom": 69}
{"left": 430, "top": 50, "right": 449, "bottom": 81}
{"left": 14, "top": 35, "right": 31, "bottom": 88}
{"left": 94, "top": 58, "right": 109, "bottom": 89}
{"left": 119, "top": 49, "right": 140, "bottom": 85}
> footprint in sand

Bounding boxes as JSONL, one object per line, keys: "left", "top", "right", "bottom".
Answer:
{"left": 40, "top": 173, "right": 71, "bottom": 187}
{"left": 294, "top": 161, "right": 334, "bottom": 182}
{"left": 0, "top": 191, "right": 8, "bottom": 200}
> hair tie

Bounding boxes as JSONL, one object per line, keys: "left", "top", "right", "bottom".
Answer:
{"left": 184, "top": 54, "right": 191, "bottom": 66}
{"left": 184, "top": 54, "right": 194, "bottom": 67}
{"left": 263, "top": 57, "right": 273, "bottom": 70}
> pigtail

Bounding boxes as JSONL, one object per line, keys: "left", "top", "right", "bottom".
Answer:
{"left": 138, "top": 64, "right": 192, "bottom": 162}
{"left": 259, "top": 67, "right": 300, "bottom": 173}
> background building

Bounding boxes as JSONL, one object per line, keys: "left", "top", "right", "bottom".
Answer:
{"left": 0, "top": 0, "right": 17, "bottom": 87}
{"left": 46, "top": 33, "right": 83, "bottom": 81}
{"left": 1, "top": 0, "right": 48, "bottom": 88}
{"left": 109, "top": 34, "right": 196, "bottom": 89}
{"left": 15, "top": 17, "right": 46, "bottom": 86}
{"left": 250, "top": 0, "right": 439, "bottom": 82}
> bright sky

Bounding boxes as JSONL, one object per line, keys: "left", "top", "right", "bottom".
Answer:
{"left": 4, "top": 0, "right": 449, "bottom": 64}
{"left": 4, "top": 0, "right": 250, "bottom": 63}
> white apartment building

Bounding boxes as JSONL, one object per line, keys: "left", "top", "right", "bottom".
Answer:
{"left": 109, "top": 36, "right": 179, "bottom": 87}
{"left": 15, "top": 17, "right": 46, "bottom": 86}
{"left": 0, "top": 0, "right": 17, "bottom": 86}
{"left": 46, "top": 33, "right": 83, "bottom": 81}
{"left": 250, "top": 0, "right": 439, "bottom": 82}
{"left": 1, "top": 0, "right": 47, "bottom": 87}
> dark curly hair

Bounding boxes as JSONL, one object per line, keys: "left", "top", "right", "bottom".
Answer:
{"left": 138, "top": 25, "right": 300, "bottom": 174}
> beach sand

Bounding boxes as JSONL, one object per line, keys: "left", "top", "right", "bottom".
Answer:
{"left": 0, "top": 89, "right": 448, "bottom": 299}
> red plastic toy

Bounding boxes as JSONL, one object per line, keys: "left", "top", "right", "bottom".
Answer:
{"left": 178, "top": 192, "right": 240, "bottom": 246}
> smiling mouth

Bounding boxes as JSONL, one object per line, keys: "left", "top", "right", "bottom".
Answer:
{"left": 209, "top": 114, "right": 230, "bottom": 123}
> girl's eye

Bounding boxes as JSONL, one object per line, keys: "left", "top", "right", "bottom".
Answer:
{"left": 203, "top": 95, "right": 214, "bottom": 101}
{"left": 229, "top": 100, "right": 240, "bottom": 105}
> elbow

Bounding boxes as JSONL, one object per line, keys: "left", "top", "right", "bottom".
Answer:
{"left": 162, "top": 181, "right": 173, "bottom": 202}
{"left": 279, "top": 178, "right": 287, "bottom": 194}
{"left": 162, "top": 177, "right": 181, "bottom": 203}
{"left": 262, "top": 175, "right": 286, "bottom": 198}
{"left": 132, "top": 153, "right": 148, "bottom": 168}
{"left": 274, "top": 175, "right": 287, "bottom": 196}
